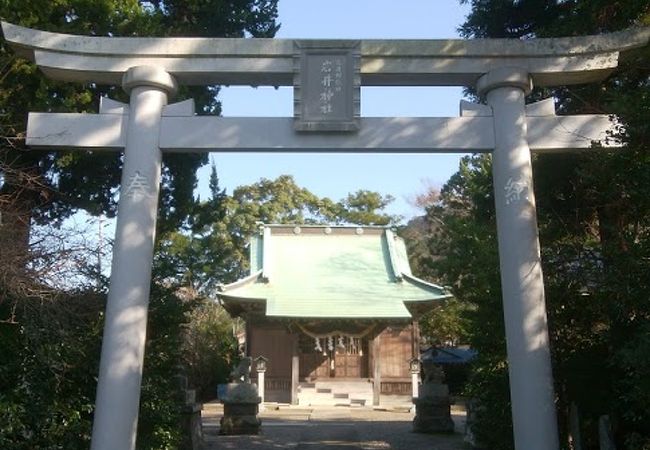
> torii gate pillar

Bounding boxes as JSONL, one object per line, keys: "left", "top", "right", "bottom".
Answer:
{"left": 478, "top": 68, "right": 559, "bottom": 450}
{"left": 90, "top": 66, "right": 177, "bottom": 450}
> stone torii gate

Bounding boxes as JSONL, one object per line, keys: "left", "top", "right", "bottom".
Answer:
{"left": 3, "top": 21, "right": 649, "bottom": 450}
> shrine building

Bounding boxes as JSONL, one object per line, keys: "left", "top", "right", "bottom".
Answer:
{"left": 217, "top": 224, "right": 450, "bottom": 406}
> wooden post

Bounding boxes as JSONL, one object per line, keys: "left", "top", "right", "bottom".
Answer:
{"left": 372, "top": 333, "right": 381, "bottom": 406}
{"left": 412, "top": 320, "right": 421, "bottom": 358}
{"left": 291, "top": 336, "right": 299, "bottom": 405}
{"left": 244, "top": 321, "right": 252, "bottom": 356}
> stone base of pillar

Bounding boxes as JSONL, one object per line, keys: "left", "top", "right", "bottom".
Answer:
{"left": 219, "top": 402, "right": 261, "bottom": 435}
{"left": 413, "top": 383, "right": 454, "bottom": 434}
{"left": 218, "top": 383, "right": 262, "bottom": 435}
{"left": 180, "top": 402, "right": 203, "bottom": 449}
{"left": 176, "top": 379, "right": 203, "bottom": 449}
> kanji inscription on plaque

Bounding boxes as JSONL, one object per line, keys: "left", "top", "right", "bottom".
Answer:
{"left": 294, "top": 41, "right": 360, "bottom": 132}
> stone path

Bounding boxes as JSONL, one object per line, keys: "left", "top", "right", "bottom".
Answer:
{"left": 202, "top": 402, "right": 469, "bottom": 450}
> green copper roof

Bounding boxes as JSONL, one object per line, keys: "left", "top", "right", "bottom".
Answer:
{"left": 217, "top": 225, "right": 450, "bottom": 319}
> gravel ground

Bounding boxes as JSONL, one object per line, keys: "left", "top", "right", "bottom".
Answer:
{"left": 202, "top": 403, "right": 469, "bottom": 450}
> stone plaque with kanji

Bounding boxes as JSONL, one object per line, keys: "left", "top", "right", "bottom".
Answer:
{"left": 294, "top": 41, "right": 360, "bottom": 132}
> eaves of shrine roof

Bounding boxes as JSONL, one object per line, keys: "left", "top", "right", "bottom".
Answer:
{"left": 216, "top": 224, "right": 451, "bottom": 319}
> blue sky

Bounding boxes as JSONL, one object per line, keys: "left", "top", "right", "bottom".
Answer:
{"left": 197, "top": 0, "right": 471, "bottom": 222}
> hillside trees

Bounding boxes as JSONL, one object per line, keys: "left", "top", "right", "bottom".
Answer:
{"left": 420, "top": 1, "right": 650, "bottom": 448}
{"left": 401, "top": 182, "right": 476, "bottom": 349}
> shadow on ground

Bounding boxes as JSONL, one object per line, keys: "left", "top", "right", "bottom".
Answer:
{"left": 202, "top": 403, "right": 469, "bottom": 450}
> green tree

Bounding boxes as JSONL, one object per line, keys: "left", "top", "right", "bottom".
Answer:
{"left": 155, "top": 162, "right": 239, "bottom": 292}
{"left": 0, "top": 292, "right": 104, "bottom": 450}
{"left": 338, "top": 190, "right": 399, "bottom": 225}
{"left": 418, "top": 297, "right": 471, "bottom": 347}
{"left": 137, "top": 284, "right": 193, "bottom": 450}
{"left": 401, "top": 185, "right": 473, "bottom": 349}
{"left": 418, "top": 154, "right": 510, "bottom": 448}
{"left": 426, "top": 2, "right": 650, "bottom": 448}
{"left": 224, "top": 174, "right": 397, "bottom": 272}
{"left": 0, "top": 0, "right": 279, "bottom": 264}
{"left": 0, "top": 2, "right": 279, "bottom": 448}
{"left": 181, "top": 300, "right": 238, "bottom": 401}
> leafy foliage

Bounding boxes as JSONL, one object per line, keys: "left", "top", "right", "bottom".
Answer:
{"left": 181, "top": 300, "right": 238, "bottom": 402}
{"left": 137, "top": 284, "right": 194, "bottom": 450}
{"left": 0, "top": 1, "right": 279, "bottom": 448}
{"left": 338, "top": 190, "right": 398, "bottom": 225}
{"left": 0, "top": 266, "right": 220, "bottom": 450}
{"left": 0, "top": 292, "right": 103, "bottom": 450}
{"left": 0, "top": 0, "right": 279, "bottom": 248}
{"left": 418, "top": 297, "right": 471, "bottom": 347}
{"left": 419, "top": 1, "right": 650, "bottom": 448}
{"left": 418, "top": 154, "right": 511, "bottom": 448}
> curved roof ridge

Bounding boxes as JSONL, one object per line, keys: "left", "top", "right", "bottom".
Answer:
{"left": 262, "top": 223, "right": 392, "bottom": 229}
{"left": 402, "top": 272, "right": 451, "bottom": 297}
{"left": 384, "top": 228, "right": 404, "bottom": 281}
{"left": 218, "top": 269, "right": 264, "bottom": 292}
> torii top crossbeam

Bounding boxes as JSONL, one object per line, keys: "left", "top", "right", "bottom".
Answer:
{"left": 3, "top": 21, "right": 649, "bottom": 87}
{"left": 5, "top": 21, "right": 648, "bottom": 154}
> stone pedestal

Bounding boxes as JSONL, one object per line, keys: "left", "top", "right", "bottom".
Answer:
{"left": 219, "top": 383, "right": 261, "bottom": 435}
{"left": 176, "top": 377, "right": 203, "bottom": 450}
{"left": 413, "top": 383, "right": 454, "bottom": 434}
{"left": 181, "top": 402, "right": 203, "bottom": 450}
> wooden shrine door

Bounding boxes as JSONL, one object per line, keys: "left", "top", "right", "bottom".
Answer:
{"left": 334, "top": 350, "right": 360, "bottom": 377}
{"left": 300, "top": 352, "right": 330, "bottom": 379}
{"left": 334, "top": 338, "right": 367, "bottom": 378}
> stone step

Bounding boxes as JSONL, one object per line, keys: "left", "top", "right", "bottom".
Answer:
{"left": 308, "top": 384, "right": 372, "bottom": 392}
{"left": 299, "top": 399, "right": 351, "bottom": 407}
{"left": 298, "top": 394, "right": 351, "bottom": 406}
{"left": 298, "top": 380, "right": 374, "bottom": 406}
